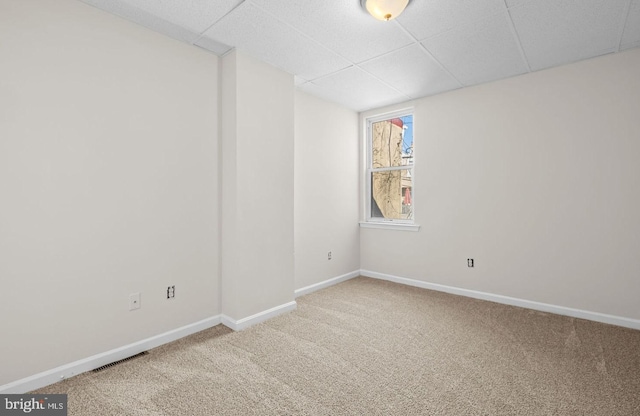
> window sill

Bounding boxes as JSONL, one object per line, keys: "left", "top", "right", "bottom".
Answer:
{"left": 359, "top": 221, "right": 421, "bottom": 232}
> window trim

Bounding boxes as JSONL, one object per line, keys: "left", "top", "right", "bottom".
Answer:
{"left": 363, "top": 108, "right": 418, "bottom": 230}
{"left": 359, "top": 221, "right": 420, "bottom": 231}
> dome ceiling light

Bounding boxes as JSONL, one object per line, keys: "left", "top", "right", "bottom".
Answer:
{"left": 361, "top": 0, "right": 412, "bottom": 21}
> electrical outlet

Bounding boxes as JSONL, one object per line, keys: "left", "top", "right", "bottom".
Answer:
{"left": 167, "top": 285, "right": 175, "bottom": 299}
{"left": 467, "top": 258, "right": 474, "bottom": 268}
{"left": 129, "top": 293, "right": 141, "bottom": 311}
{"left": 328, "top": 251, "right": 332, "bottom": 260}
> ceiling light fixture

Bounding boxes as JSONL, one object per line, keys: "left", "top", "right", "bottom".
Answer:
{"left": 361, "top": 0, "right": 411, "bottom": 21}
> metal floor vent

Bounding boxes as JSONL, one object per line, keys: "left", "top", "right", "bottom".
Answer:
{"left": 93, "top": 351, "right": 149, "bottom": 373}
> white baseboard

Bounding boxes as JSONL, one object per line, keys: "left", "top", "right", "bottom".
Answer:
{"left": 0, "top": 315, "right": 222, "bottom": 394}
{"left": 221, "top": 301, "right": 297, "bottom": 331}
{"left": 6, "top": 271, "right": 636, "bottom": 394}
{"left": 360, "top": 270, "right": 640, "bottom": 331}
{"left": 294, "top": 270, "right": 360, "bottom": 298}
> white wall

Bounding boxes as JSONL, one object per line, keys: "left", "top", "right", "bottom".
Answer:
{"left": 294, "top": 91, "right": 360, "bottom": 290}
{"left": 361, "top": 48, "right": 640, "bottom": 321}
{"left": 221, "top": 51, "right": 295, "bottom": 321}
{"left": 0, "top": 0, "right": 219, "bottom": 386}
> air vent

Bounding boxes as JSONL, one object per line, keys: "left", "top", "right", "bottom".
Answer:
{"left": 92, "top": 351, "right": 149, "bottom": 373}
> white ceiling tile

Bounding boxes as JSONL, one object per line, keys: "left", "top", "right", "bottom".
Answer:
{"left": 81, "top": 0, "right": 638, "bottom": 111}
{"left": 303, "top": 67, "right": 410, "bottom": 112}
{"left": 113, "top": 0, "right": 243, "bottom": 33}
{"left": 510, "top": 0, "right": 629, "bottom": 71}
{"left": 360, "top": 44, "right": 462, "bottom": 98}
{"left": 621, "top": 43, "right": 640, "bottom": 51}
{"left": 81, "top": 0, "right": 201, "bottom": 43}
{"left": 250, "top": 0, "right": 413, "bottom": 63}
{"left": 505, "top": 0, "right": 534, "bottom": 7}
{"left": 297, "top": 82, "right": 366, "bottom": 111}
{"left": 422, "top": 11, "right": 529, "bottom": 86}
{"left": 193, "top": 36, "right": 232, "bottom": 55}
{"left": 621, "top": 0, "right": 640, "bottom": 49}
{"left": 397, "top": 0, "right": 506, "bottom": 40}
{"left": 200, "top": 2, "right": 350, "bottom": 80}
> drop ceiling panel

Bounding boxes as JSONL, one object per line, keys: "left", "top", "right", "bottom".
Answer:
{"left": 397, "top": 0, "right": 506, "bottom": 41}
{"left": 509, "top": 0, "right": 630, "bottom": 71}
{"left": 79, "top": 0, "right": 639, "bottom": 112}
{"left": 81, "top": 0, "right": 201, "bottom": 43}
{"left": 297, "top": 82, "right": 367, "bottom": 112}
{"left": 200, "top": 2, "right": 350, "bottom": 80}
{"left": 303, "top": 67, "right": 410, "bottom": 112}
{"left": 250, "top": 0, "right": 413, "bottom": 63}
{"left": 422, "top": 11, "right": 529, "bottom": 86}
{"left": 621, "top": 0, "right": 640, "bottom": 49}
{"left": 360, "top": 44, "right": 462, "bottom": 98}
{"left": 505, "top": 0, "right": 534, "bottom": 7}
{"left": 193, "top": 36, "right": 232, "bottom": 56}
{"left": 113, "top": 0, "right": 243, "bottom": 33}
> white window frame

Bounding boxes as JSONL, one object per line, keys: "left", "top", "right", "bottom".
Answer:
{"left": 361, "top": 109, "right": 419, "bottom": 232}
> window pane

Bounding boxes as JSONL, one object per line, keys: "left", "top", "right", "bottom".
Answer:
{"left": 371, "top": 120, "right": 402, "bottom": 168}
{"left": 371, "top": 169, "right": 413, "bottom": 220}
{"left": 371, "top": 116, "right": 413, "bottom": 168}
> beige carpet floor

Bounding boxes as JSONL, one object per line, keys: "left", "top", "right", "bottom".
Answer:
{"left": 35, "top": 277, "right": 640, "bottom": 415}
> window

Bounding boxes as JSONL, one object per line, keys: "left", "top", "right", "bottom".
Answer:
{"left": 364, "top": 110, "right": 417, "bottom": 230}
